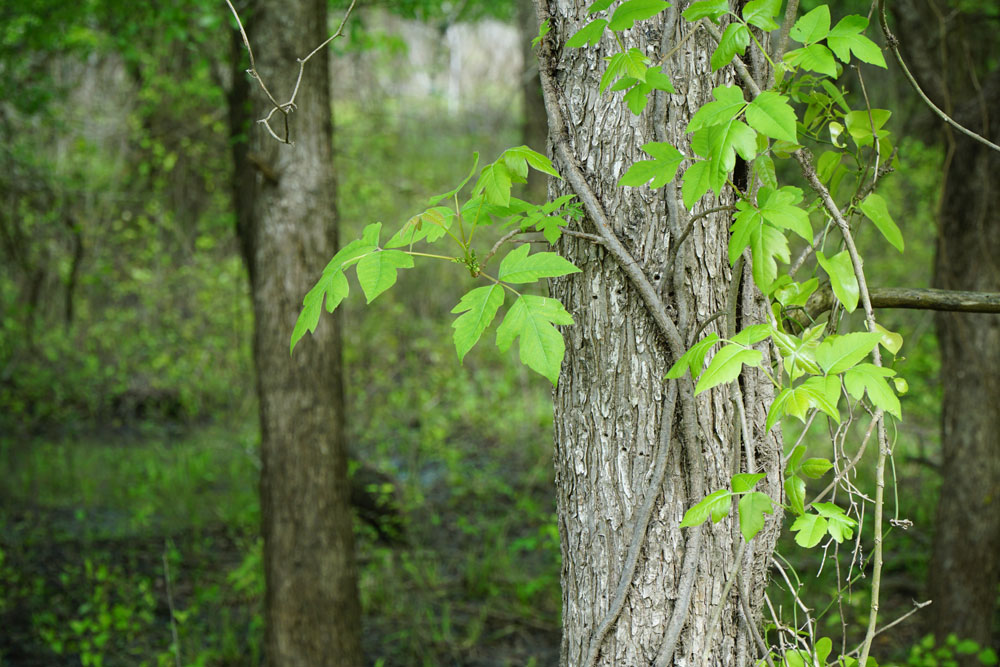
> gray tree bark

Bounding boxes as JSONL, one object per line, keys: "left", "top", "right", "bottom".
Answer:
{"left": 538, "top": 3, "right": 782, "bottom": 665}
{"left": 229, "top": 0, "right": 364, "bottom": 664}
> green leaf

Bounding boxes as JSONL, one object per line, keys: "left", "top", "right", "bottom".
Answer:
{"left": 694, "top": 120, "right": 756, "bottom": 195}
{"left": 682, "top": 0, "right": 729, "bottom": 22}
{"left": 815, "top": 331, "right": 883, "bottom": 374}
{"left": 608, "top": 0, "right": 670, "bottom": 31}
{"left": 497, "top": 244, "right": 581, "bottom": 283}
{"left": 784, "top": 44, "right": 838, "bottom": 78}
{"left": 738, "top": 492, "right": 774, "bottom": 541}
{"left": 844, "top": 109, "right": 892, "bottom": 148}
{"left": 532, "top": 18, "right": 550, "bottom": 48}
{"left": 790, "top": 5, "right": 830, "bottom": 44}
{"left": 844, "top": 363, "right": 901, "bottom": 420}
{"left": 618, "top": 142, "right": 684, "bottom": 188}
{"left": 766, "top": 387, "right": 791, "bottom": 433}
{"left": 816, "top": 637, "right": 833, "bottom": 665}
{"left": 774, "top": 278, "right": 819, "bottom": 309}
{"left": 711, "top": 22, "right": 751, "bottom": 71}
{"left": 695, "top": 344, "right": 763, "bottom": 394}
{"left": 665, "top": 333, "right": 720, "bottom": 379}
{"left": 746, "top": 91, "right": 798, "bottom": 143}
{"left": 758, "top": 186, "right": 811, "bottom": 240}
{"left": 754, "top": 153, "right": 778, "bottom": 189}
{"left": 473, "top": 162, "right": 513, "bottom": 206}
{"left": 785, "top": 475, "right": 806, "bottom": 515}
{"left": 428, "top": 154, "right": 479, "bottom": 206}
{"left": 680, "top": 489, "right": 733, "bottom": 528}
{"left": 451, "top": 285, "right": 505, "bottom": 362}
{"left": 566, "top": 18, "right": 608, "bottom": 47}
{"left": 356, "top": 250, "right": 415, "bottom": 303}
{"left": 600, "top": 47, "right": 649, "bottom": 92}
{"left": 290, "top": 290, "right": 323, "bottom": 354}
{"left": 827, "top": 15, "right": 886, "bottom": 67}
{"left": 587, "top": 0, "right": 616, "bottom": 14}
{"left": 732, "top": 472, "right": 766, "bottom": 493}
{"left": 791, "top": 512, "right": 828, "bottom": 547}
{"left": 875, "top": 323, "right": 903, "bottom": 355}
{"left": 800, "top": 457, "right": 833, "bottom": 479}
{"left": 687, "top": 85, "right": 746, "bottom": 132}
{"left": 385, "top": 207, "right": 453, "bottom": 248}
{"left": 749, "top": 223, "right": 790, "bottom": 292}
{"left": 785, "top": 444, "right": 806, "bottom": 475}
{"left": 741, "top": 0, "right": 781, "bottom": 30}
{"left": 503, "top": 145, "right": 561, "bottom": 179}
{"left": 731, "top": 323, "right": 771, "bottom": 346}
{"left": 496, "top": 294, "right": 574, "bottom": 385}
{"left": 323, "top": 237, "right": 377, "bottom": 275}
{"left": 859, "top": 193, "right": 903, "bottom": 252}
{"left": 814, "top": 502, "right": 858, "bottom": 542}
{"left": 681, "top": 161, "right": 713, "bottom": 209}
{"left": 772, "top": 327, "right": 823, "bottom": 379}
{"left": 816, "top": 250, "right": 859, "bottom": 313}
{"left": 800, "top": 375, "right": 842, "bottom": 422}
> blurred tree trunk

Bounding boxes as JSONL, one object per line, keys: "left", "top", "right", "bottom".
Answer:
{"left": 518, "top": 0, "right": 548, "bottom": 200}
{"left": 229, "top": 0, "right": 364, "bottom": 664}
{"left": 893, "top": 1, "right": 1000, "bottom": 650}
{"left": 539, "top": 3, "right": 782, "bottom": 664}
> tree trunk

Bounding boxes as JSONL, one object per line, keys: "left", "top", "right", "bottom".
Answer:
{"left": 928, "top": 73, "right": 1000, "bottom": 651}
{"left": 539, "top": 3, "right": 782, "bottom": 664}
{"left": 229, "top": 1, "right": 364, "bottom": 664}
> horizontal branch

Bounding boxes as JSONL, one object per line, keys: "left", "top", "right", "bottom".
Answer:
{"left": 803, "top": 285, "right": 1000, "bottom": 319}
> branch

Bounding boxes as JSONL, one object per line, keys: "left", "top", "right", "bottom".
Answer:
{"left": 798, "top": 285, "right": 1000, "bottom": 321}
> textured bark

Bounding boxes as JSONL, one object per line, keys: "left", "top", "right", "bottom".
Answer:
{"left": 928, "top": 78, "right": 1000, "bottom": 651}
{"left": 540, "top": 3, "right": 781, "bottom": 665}
{"left": 230, "top": 1, "right": 364, "bottom": 664}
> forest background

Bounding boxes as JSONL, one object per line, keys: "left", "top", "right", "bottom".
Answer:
{"left": 0, "top": 0, "right": 996, "bottom": 665}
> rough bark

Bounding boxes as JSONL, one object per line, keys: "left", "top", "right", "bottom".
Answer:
{"left": 229, "top": 0, "right": 364, "bottom": 664}
{"left": 539, "top": 3, "right": 782, "bottom": 665}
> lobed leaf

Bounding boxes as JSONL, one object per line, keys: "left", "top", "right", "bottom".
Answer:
{"left": 711, "top": 22, "right": 751, "bottom": 71}
{"left": 815, "top": 331, "right": 883, "bottom": 374}
{"left": 665, "top": 332, "right": 720, "bottom": 380}
{"left": 741, "top": 0, "right": 781, "bottom": 30}
{"left": 680, "top": 489, "right": 733, "bottom": 528}
{"left": 681, "top": 0, "right": 729, "bottom": 22}
{"left": 746, "top": 91, "right": 798, "bottom": 143}
{"left": 738, "top": 492, "right": 774, "bottom": 542}
{"left": 496, "top": 294, "right": 574, "bottom": 385}
{"left": 566, "top": 18, "right": 608, "bottom": 47}
{"left": 790, "top": 5, "right": 831, "bottom": 44}
{"left": 827, "top": 15, "right": 886, "bottom": 67}
{"left": 695, "top": 344, "right": 763, "bottom": 394}
{"left": 608, "top": 0, "right": 671, "bottom": 31}
{"left": 791, "top": 512, "right": 828, "bottom": 547}
{"left": 356, "top": 250, "right": 415, "bottom": 303}
{"left": 451, "top": 284, "right": 505, "bottom": 363}
{"left": 497, "top": 244, "right": 581, "bottom": 284}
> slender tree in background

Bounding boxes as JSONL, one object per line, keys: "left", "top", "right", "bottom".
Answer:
{"left": 229, "top": 0, "right": 364, "bottom": 663}
{"left": 890, "top": 1, "right": 1000, "bottom": 651}
{"left": 536, "top": 4, "right": 781, "bottom": 664}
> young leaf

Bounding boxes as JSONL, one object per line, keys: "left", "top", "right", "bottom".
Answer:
{"left": 322, "top": 236, "right": 378, "bottom": 275}
{"left": 618, "top": 142, "right": 684, "bottom": 188}
{"left": 680, "top": 489, "right": 733, "bottom": 528}
{"left": 844, "top": 109, "right": 892, "bottom": 147}
{"left": 791, "top": 512, "right": 829, "bottom": 548}
{"left": 800, "top": 375, "right": 842, "bottom": 423}
{"left": 532, "top": 18, "right": 550, "bottom": 48}
{"left": 600, "top": 48, "right": 649, "bottom": 92}
{"left": 758, "top": 186, "right": 811, "bottom": 240}
{"left": 774, "top": 278, "right": 819, "bottom": 309}
{"left": 356, "top": 250, "right": 415, "bottom": 303}
{"left": 859, "top": 193, "right": 903, "bottom": 252}
{"left": 496, "top": 294, "right": 575, "bottom": 385}
{"left": 451, "top": 284, "right": 505, "bottom": 363}
{"left": 815, "top": 331, "right": 883, "bottom": 374}
{"left": 473, "top": 162, "right": 513, "bottom": 207}
{"left": 766, "top": 387, "right": 791, "bottom": 433}
{"left": 681, "top": 0, "right": 729, "bottom": 22}
{"left": 503, "top": 145, "right": 561, "bottom": 180}
{"left": 711, "top": 22, "right": 751, "bottom": 71}
{"left": 785, "top": 444, "right": 806, "bottom": 475}
{"left": 800, "top": 457, "right": 833, "bottom": 479}
{"left": 784, "top": 44, "right": 838, "bottom": 78}
{"left": 665, "top": 332, "right": 720, "bottom": 379}
{"left": 681, "top": 161, "right": 713, "bottom": 209}
{"left": 608, "top": 0, "right": 670, "bottom": 32}
{"left": 290, "top": 289, "right": 323, "bottom": 354}
{"left": 814, "top": 502, "right": 858, "bottom": 542}
{"left": 385, "top": 207, "right": 453, "bottom": 248}
{"left": 497, "top": 244, "right": 581, "bottom": 283}
{"left": 738, "top": 492, "right": 774, "bottom": 542}
{"left": 844, "top": 363, "right": 901, "bottom": 419}
{"left": 875, "top": 323, "right": 903, "bottom": 355}
{"left": 695, "top": 344, "right": 763, "bottom": 395}
{"left": 732, "top": 472, "right": 766, "bottom": 493}
{"left": 790, "top": 5, "right": 831, "bottom": 44}
{"left": 816, "top": 250, "right": 859, "bottom": 313}
{"left": 784, "top": 475, "right": 806, "bottom": 515}
{"left": 746, "top": 91, "right": 798, "bottom": 143}
{"left": 741, "top": 0, "right": 781, "bottom": 31}
{"left": 566, "top": 18, "right": 608, "bottom": 47}
{"left": 827, "top": 15, "right": 886, "bottom": 67}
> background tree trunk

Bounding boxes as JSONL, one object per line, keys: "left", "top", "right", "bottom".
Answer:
{"left": 539, "top": 3, "right": 782, "bottom": 664}
{"left": 229, "top": 0, "right": 364, "bottom": 664}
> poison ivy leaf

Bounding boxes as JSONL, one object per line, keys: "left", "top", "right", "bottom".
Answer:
{"left": 532, "top": 18, "right": 550, "bottom": 47}
{"left": 618, "top": 142, "right": 684, "bottom": 188}
{"left": 859, "top": 193, "right": 903, "bottom": 252}
{"left": 844, "top": 363, "right": 901, "bottom": 419}
{"left": 746, "top": 91, "right": 798, "bottom": 143}
{"left": 695, "top": 344, "right": 763, "bottom": 394}
{"left": 875, "top": 323, "right": 903, "bottom": 355}
{"left": 503, "top": 146, "right": 561, "bottom": 179}
{"left": 694, "top": 120, "right": 756, "bottom": 195}
{"left": 820, "top": 79, "right": 851, "bottom": 112}
{"left": 791, "top": 512, "right": 828, "bottom": 547}
{"left": 785, "top": 444, "right": 806, "bottom": 475}
{"left": 755, "top": 153, "right": 778, "bottom": 189}
{"left": 681, "top": 161, "right": 713, "bottom": 209}
{"left": 759, "top": 186, "right": 811, "bottom": 240}
{"left": 322, "top": 236, "right": 377, "bottom": 274}
{"left": 785, "top": 475, "right": 806, "bottom": 515}
{"left": 498, "top": 244, "right": 581, "bottom": 283}
{"left": 687, "top": 85, "right": 747, "bottom": 132}
{"left": 801, "top": 457, "right": 833, "bottom": 479}
{"left": 608, "top": 0, "right": 670, "bottom": 31}
{"left": 749, "top": 223, "right": 790, "bottom": 292}
{"left": 711, "top": 22, "right": 751, "bottom": 71}
{"left": 772, "top": 327, "right": 823, "bottom": 379}
{"left": 566, "top": 18, "right": 608, "bottom": 47}
{"left": 681, "top": 0, "right": 729, "bottom": 22}
{"left": 731, "top": 323, "right": 771, "bottom": 345}
{"left": 356, "top": 250, "right": 415, "bottom": 304}
{"left": 741, "top": 0, "right": 781, "bottom": 30}
{"left": 739, "top": 492, "right": 774, "bottom": 541}
{"left": 385, "top": 207, "right": 453, "bottom": 248}
{"left": 473, "top": 162, "right": 513, "bottom": 206}
{"left": 827, "top": 15, "right": 886, "bottom": 67}
{"left": 815, "top": 331, "right": 883, "bottom": 374}
{"left": 588, "top": 0, "right": 616, "bottom": 14}
{"left": 766, "top": 387, "right": 791, "bottom": 433}
{"left": 680, "top": 489, "right": 733, "bottom": 527}
{"left": 844, "top": 109, "right": 892, "bottom": 147}
{"left": 428, "top": 153, "right": 479, "bottom": 206}
{"left": 784, "top": 43, "right": 838, "bottom": 77}
{"left": 496, "top": 294, "right": 574, "bottom": 385}
{"left": 790, "top": 5, "right": 831, "bottom": 44}
{"left": 815, "top": 638, "right": 833, "bottom": 666}
{"left": 814, "top": 502, "right": 858, "bottom": 542}
{"left": 290, "top": 285, "right": 324, "bottom": 354}
{"left": 600, "top": 47, "right": 649, "bottom": 92}
{"left": 732, "top": 472, "right": 766, "bottom": 493}
{"left": 800, "top": 375, "right": 842, "bottom": 422}
{"left": 774, "top": 277, "right": 819, "bottom": 309}
{"left": 451, "top": 284, "right": 505, "bottom": 362}
{"left": 816, "top": 250, "right": 859, "bottom": 313}
{"left": 665, "top": 332, "right": 720, "bottom": 379}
